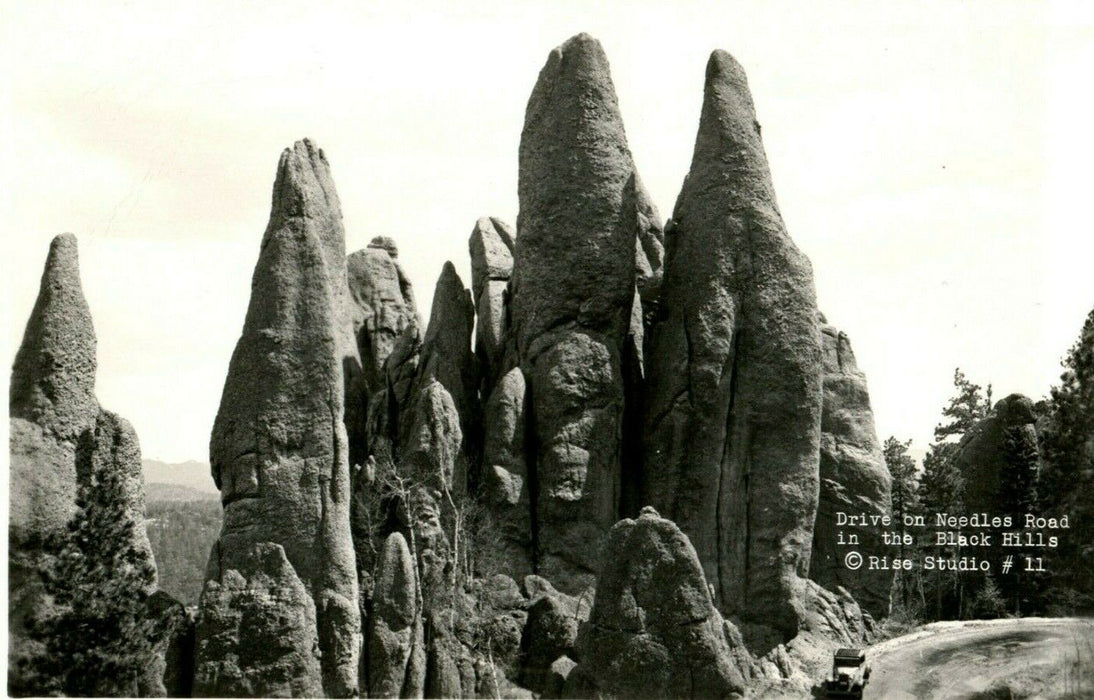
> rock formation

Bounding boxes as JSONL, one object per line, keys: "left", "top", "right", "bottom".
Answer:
{"left": 509, "top": 32, "right": 643, "bottom": 593}
{"left": 368, "top": 532, "right": 425, "bottom": 698}
{"left": 642, "top": 50, "right": 824, "bottom": 636}
{"left": 77, "top": 409, "right": 157, "bottom": 590}
{"left": 9, "top": 233, "right": 98, "bottom": 542}
{"left": 199, "top": 139, "right": 361, "bottom": 697}
{"left": 346, "top": 237, "right": 419, "bottom": 409}
{"left": 9, "top": 234, "right": 158, "bottom": 695}
{"left": 810, "top": 320, "right": 893, "bottom": 620}
{"left": 469, "top": 217, "right": 516, "bottom": 396}
{"left": 140, "top": 591, "right": 196, "bottom": 698}
{"left": 567, "top": 508, "right": 752, "bottom": 698}
{"left": 953, "top": 393, "right": 1040, "bottom": 513}
{"left": 193, "top": 543, "right": 324, "bottom": 697}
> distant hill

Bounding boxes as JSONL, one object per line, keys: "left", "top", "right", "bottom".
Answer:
{"left": 142, "top": 458, "right": 217, "bottom": 494}
{"left": 146, "top": 482, "right": 218, "bottom": 502}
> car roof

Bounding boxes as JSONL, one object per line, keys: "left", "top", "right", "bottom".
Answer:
{"left": 835, "top": 648, "right": 865, "bottom": 661}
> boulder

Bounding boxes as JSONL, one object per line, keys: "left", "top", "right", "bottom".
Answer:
{"left": 570, "top": 507, "right": 750, "bottom": 698}
{"left": 511, "top": 33, "right": 641, "bottom": 593}
{"left": 809, "top": 322, "right": 893, "bottom": 619}
{"left": 642, "top": 50, "right": 823, "bottom": 636}
{"left": 201, "top": 139, "right": 360, "bottom": 696}
{"left": 369, "top": 532, "right": 426, "bottom": 698}
{"left": 193, "top": 543, "right": 323, "bottom": 697}
{"left": 519, "top": 584, "right": 589, "bottom": 694}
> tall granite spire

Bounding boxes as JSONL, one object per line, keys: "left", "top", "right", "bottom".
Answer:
{"left": 509, "top": 33, "right": 643, "bottom": 591}
{"left": 642, "top": 51, "right": 824, "bottom": 636}
{"left": 196, "top": 139, "right": 361, "bottom": 697}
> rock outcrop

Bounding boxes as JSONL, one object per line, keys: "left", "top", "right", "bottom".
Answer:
{"left": 9, "top": 234, "right": 158, "bottom": 695}
{"left": 810, "top": 321, "right": 892, "bottom": 619}
{"left": 77, "top": 409, "right": 157, "bottom": 590}
{"left": 953, "top": 393, "right": 1040, "bottom": 513}
{"left": 509, "top": 32, "right": 643, "bottom": 593}
{"left": 469, "top": 217, "right": 515, "bottom": 396}
{"left": 346, "top": 238, "right": 419, "bottom": 410}
{"left": 368, "top": 532, "right": 425, "bottom": 698}
{"left": 568, "top": 507, "right": 751, "bottom": 698}
{"left": 193, "top": 543, "right": 324, "bottom": 698}
{"left": 199, "top": 139, "right": 361, "bottom": 697}
{"left": 140, "top": 591, "right": 195, "bottom": 698}
{"left": 642, "top": 50, "right": 824, "bottom": 636}
{"left": 9, "top": 233, "right": 98, "bottom": 542}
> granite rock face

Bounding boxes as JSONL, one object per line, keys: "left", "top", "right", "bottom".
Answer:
{"left": 201, "top": 139, "right": 361, "bottom": 697}
{"left": 368, "top": 532, "right": 425, "bottom": 698}
{"left": 569, "top": 508, "right": 750, "bottom": 699}
{"left": 9, "top": 233, "right": 98, "bottom": 541}
{"left": 140, "top": 591, "right": 195, "bottom": 698}
{"left": 510, "top": 33, "right": 641, "bottom": 593}
{"left": 9, "top": 234, "right": 158, "bottom": 694}
{"left": 470, "top": 217, "right": 516, "bottom": 395}
{"left": 642, "top": 50, "right": 823, "bottom": 636}
{"left": 953, "top": 393, "right": 1040, "bottom": 513}
{"left": 193, "top": 543, "right": 324, "bottom": 698}
{"left": 77, "top": 409, "right": 157, "bottom": 591}
{"left": 346, "top": 240, "right": 418, "bottom": 411}
{"left": 809, "top": 322, "right": 892, "bottom": 620}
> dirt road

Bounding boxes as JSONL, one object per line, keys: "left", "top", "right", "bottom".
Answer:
{"left": 864, "top": 617, "right": 1094, "bottom": 698}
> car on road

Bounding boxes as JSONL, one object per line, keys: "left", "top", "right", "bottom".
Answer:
{"left": 824, "top": 648, "right": 871, "bottom": 698}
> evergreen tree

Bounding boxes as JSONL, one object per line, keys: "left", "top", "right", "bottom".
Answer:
{"left": 918, "top": 368, "right": 993, "bottom": 620}
{"left": 26, "top": 435, "right": 158, "bottom": 696}
{"left": 883, "top": 436, "right": 921, "bottom": 611}
{"left": 1039, "top": 307, "right": 1094, "bottom": 613}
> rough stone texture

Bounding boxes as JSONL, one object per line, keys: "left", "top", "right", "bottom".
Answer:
{"left": 511, "top": 33, "right": 640, "bottom": 593}
{"left": 642, "top": 50, "right": 823, "bottom": 636}
{"left": 570, "top": 507, "right": 749, "bottom": 699}
{"left": 193, "top": 543, "right": 323, "bottom": 698}
{"left": 810, "top": 322, "right": 893, "bottom": 619}
{"left": 480, "top": 367, "right": 533, "bottom": 578}
{"left": 519, "top": 583, "right": 590, "bottom": 694}
{"left": 77, "top": 409, "right": 156, "bottom": 591}
{"left": 953, "top": 393, "right": 1039, "bottom": 513}
{"left": 9, "top": 233, "right": 98, "bottom": 542}
{"left": 470, "top": 217, "right": 516, "bottom": 395}
{"left": 633, "top": 175, "right": 665, "bottom": 312}
{"left": 139, "top": 591, "right": 195, "bottom": 698}
{"left": 346, "top": 242, "right": 418, "bottom": 411}
{"left": 414, "top": 263, "right": 477, "bottom": 492}
{"left": 202, "top": 139, "right": 360, "bottom": 697}
{"left": 369, "top": 533, "right": 426, "bottom": 699}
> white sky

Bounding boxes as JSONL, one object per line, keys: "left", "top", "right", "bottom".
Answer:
{"left": 3, "top": 1, "right": 1093, "bottom": 464}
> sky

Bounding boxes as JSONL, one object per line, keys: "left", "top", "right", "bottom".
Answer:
{"left": 3, "top": 0, "right": 1093, "bottom": 465}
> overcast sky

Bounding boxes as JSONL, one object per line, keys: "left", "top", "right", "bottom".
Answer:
{"left": 3, "top": 1, "right": 1093, "bottom": 465}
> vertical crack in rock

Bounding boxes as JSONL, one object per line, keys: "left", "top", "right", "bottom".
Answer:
{"left": 642, "top": 51, "right": 823, "bottom": 637}
{"left": 510, "top": 33, "right": 641, "bottom": 593}
{"left": 197, "top": 139, "right": 361, "bottom": 697}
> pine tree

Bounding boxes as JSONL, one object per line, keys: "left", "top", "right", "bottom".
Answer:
{"left": 883, "top": 436, "right": 921, "bottom": 611}
{"left": 27, "top": 435, "right": 158, "bottom": 696}
{"left": 1039, "top": 307, "right": 1094, "bottom": 613}
{"left": 918, "top": 368, "right": 993, "bottom": 620}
